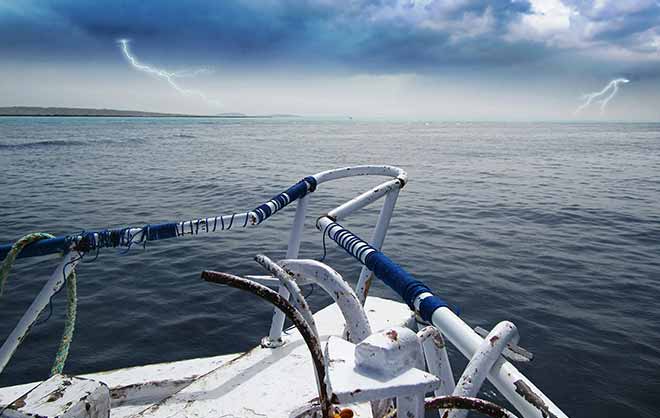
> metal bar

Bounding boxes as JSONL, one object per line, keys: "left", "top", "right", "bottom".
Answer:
{"left": 424, "top": 396, "right": 520, "bottom": 418}
{"left": 448, "top": 321, "right": 519, "bottom": 418}
{"left": 328, "top": 179, "right": 402, "bottom": 221}
{"left": 0, "top": 165, "right": 407, "bottom": 260}
{"left": 278, "top": 259, "right": 372, "bottom": 344}
{"left": 0, "top": 251, "right": 80, "bottom": 374}
{"left": 396, "top": 394, "right": 425, "bottom": 418}
{"left": 315, "top": 219, "right": 569, "bottom": 418}
{"left": 356, "top": 187, "right": 400, "bottom": 304}
{"left": 254, "top": 254, "right": 318, "bottom": 341}
{"left": 265, "top": 194, "right": 309, "bottom": 346}
{"left": 201, "top": 270, "right": 331, "bottom": 418}
{"left": 417, "top": 326, "right": 455, "bottom": 397}
{"left": 314, "top": 165, "right": 407, "bottom": 185}
{"left": 431, "top": 308, "right": 568, "bottom": 418}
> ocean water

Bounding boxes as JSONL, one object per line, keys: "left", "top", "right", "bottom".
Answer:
{"left": 0, "top": 117, "right": 658, "bottom": 417}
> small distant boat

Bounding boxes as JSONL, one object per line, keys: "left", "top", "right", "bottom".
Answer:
{"left": 0, "top": 165, "right": 568, "bottom": 418}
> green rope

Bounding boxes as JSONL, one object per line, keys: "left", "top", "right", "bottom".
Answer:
{"left": 0, "top": 232, "right": 55, "bottom": 297}
{"left": 50, "top": 268, "right": 76, "bottom": 375}
{"left": 0, "top": 232, "right": 78, "bottom": 376}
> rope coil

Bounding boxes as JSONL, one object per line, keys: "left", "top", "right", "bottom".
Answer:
{"left": 0, "top": 233, "right": 78, "bottom": 376}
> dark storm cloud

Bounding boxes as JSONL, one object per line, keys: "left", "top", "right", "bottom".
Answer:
{"left": 0, "top": 0, "right": 536, "bottom": 70}
{"left": 563, "top": 0, "right": 660, "bottom": 50}
{"left": 0, "top": 0, "right": 658, "bottom": 72}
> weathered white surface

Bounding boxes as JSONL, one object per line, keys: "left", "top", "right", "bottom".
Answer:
{"left": 0, "top": 354, "right": 238, "bottom": 418}
{"left": 135, "top": 296, "right": 412, "bottom": 418}
{"left": 1, "top": 374, "right": 109, "bottom": 418}
{"left": 354, "top": 327, "right": 424, "bottom": 376}
{"left": 325, "top": 336, "right": 439, "bottom": 405}
{"left": 0, "top": 297, "right": 412, "bottom": 418}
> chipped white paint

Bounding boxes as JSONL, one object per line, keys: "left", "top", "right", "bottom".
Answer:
{"left": 431, "top": 307, "right": 569, "bottom": 418}
{"left": 355, "top": 327, "right": 424, "bottom": 376}
{"left": 0, "top": 354, "right": 238, "bottom": 418}
{"left": 448, "top": 321, "right": 519, "bottom": 418}
{"left": 328, "top": 178, "right": 403, "bottom": 222}
{"left": 278, "top": 259, "right": 372, "bottom": 343}
{"left": 417, "top": 325, "right": 455, "bottom": 397}
{"left": 133, "top": 297, "right": 412, "bottom": 418}
{"left": 324, "top": 335, "right": 438, "bottom": 409}
{"left": 0, "top": 297, "right": 410, "bottom": 418}
{"left": 313, "top": 165, "right": 407, "bottom": 185}
{"left": 1, "top": 374, "right": 109, "bottom": 418}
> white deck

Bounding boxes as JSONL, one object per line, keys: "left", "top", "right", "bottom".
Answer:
{"left": 0, "top": 296, "right": 413, "bottom": 418}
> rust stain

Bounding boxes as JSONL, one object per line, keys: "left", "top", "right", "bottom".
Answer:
{"left": 110, "top": 378, "right": 196, "bottom": 400}
{"left": 46, "top": 383, "right": 68, "bottom": 403}
{"left": 514, "top": 379, "right": 558, "bottom": 418}
{"left": 432, "top": 333, "right": 446, "bottom": 349}
{"left": 386, "top": 329, "right": 399, "bottom": 342}
{"left": 338, "top": 408, "right": 354, "bottom": 418}
{"left": 426, "top": 395, "right": 512, "bottom": 418}
{"left": 10, "top": 394, "right": 27, "bottom": 409}
{"left": 490, "top": 335, "right": 500, "bottom": 346}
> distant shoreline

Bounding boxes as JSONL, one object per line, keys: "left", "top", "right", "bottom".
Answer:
{"left": 0, "top": 106, "right": 298, "bottom": 118}
{"left": 0, "top": 114, "right": 278, "bottom": 118}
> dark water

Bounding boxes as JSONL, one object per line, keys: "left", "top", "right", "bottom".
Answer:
{"left": 0, "top": 117, "right": 658, "bottom": 417}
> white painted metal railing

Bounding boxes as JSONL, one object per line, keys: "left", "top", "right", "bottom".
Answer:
{"left": 0, "top": 164, "right": 570, "bottom": 418}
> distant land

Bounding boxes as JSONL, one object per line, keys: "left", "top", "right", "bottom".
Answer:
{"left": 0, "top": 106, "right": 299, "bottom": 118}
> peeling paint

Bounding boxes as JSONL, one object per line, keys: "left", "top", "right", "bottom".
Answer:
{"left": 514, "top": 380, "right": 558, "bottom": 418}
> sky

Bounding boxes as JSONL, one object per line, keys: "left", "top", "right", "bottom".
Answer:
{"left": 0, "top": 0, "right": 659, "bottom": 120}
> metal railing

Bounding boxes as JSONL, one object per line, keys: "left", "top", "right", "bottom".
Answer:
{"left": 0, "top": 164, "right": 569, "bottom": 418}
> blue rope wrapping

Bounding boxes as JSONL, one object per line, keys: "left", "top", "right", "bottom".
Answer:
{"left": 0, "top": 175, "right": 320, "bottom": 260}
{"left": 324, "top": 220, "right": 451, "bottom": 322}
{"left": 252, "top": 176, "right": 317, "bottom": 224}
{"left": 0, "top": 236, "right": 70, "bottom": 259}
{"left": 0, "top": 176, "right": 319, "bottom": 260}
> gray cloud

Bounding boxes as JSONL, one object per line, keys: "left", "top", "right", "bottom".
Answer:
{"left": 1, "top": 0, "right": 658, "bottom": 75}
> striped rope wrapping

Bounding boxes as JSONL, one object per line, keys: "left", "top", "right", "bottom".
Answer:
{"left": 252, "top": 176, "right": 317, "bottom": 224}
{"left": 0, "top": 177, "right": 319, "bottom": 260}
{"left": 322, "top": 220, "right": 450, "bottom": 322}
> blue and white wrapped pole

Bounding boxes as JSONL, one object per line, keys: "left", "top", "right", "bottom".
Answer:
{"left": 316, "top": 217, "right": 569, "bottom": 418}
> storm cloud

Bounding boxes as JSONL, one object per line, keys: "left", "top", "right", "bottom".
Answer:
{"left": 1, "top": 1, "right": 658, "bottom": 119}
{"left": 1, "top": 0, "right": 658, "bottom": 73}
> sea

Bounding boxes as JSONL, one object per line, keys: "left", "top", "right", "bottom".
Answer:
{"left": 0, "top": 117, "right": 658, "bottom": 417}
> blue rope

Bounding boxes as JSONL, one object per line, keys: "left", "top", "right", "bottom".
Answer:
{"left": 36, "top": 252, "right": 83, "bottom": 326}
{"left": 322, "top": 220, "right": 453, "bottom": 322}
{"left": 0, "top": 177, "right": 320, "bottom": 260}
{"left": 252, "top": 176, "right": 318, "bottom": 224}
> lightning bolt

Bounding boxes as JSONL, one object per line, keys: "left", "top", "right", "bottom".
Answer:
{"left": 118, "top": 39, "right": 219, "bottom": 106}
{"left": 575, "top": 78, "right": 630, "bottom": 115}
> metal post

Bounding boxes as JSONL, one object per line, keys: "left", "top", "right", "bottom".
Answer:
{"left": 447, "top": 321, "right": 518, "bottom": 418}
{"left": 356, "top": 188, "right": 400, "bottom": 304}
{"left": 396, "top": 394, "right": 425, "bottom": 418}
{"left": 417, "top": 326, "right": 455, "bottom": 397}
{"left": 0, "top": 251, "right": 80, "bottom": 374}
{"left": 263, "top": 194, "right": 309, "bottom": 347}
{"left": 430, "top": 308, "right": 569, "bottom": 418}
{"left": 328, "top": 179, "right": 402, "bottom": 221}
